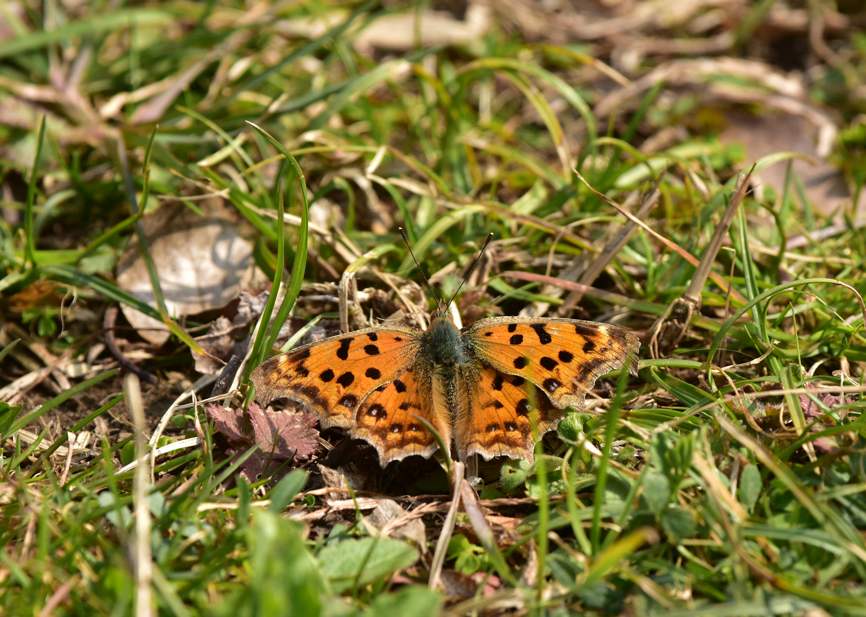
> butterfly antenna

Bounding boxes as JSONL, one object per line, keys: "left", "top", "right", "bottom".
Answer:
{"left": 398, "top": 227, "right": 445, "bottom": 309}
{"left": 444, "top": 232, "right": 494, "bottom": 311}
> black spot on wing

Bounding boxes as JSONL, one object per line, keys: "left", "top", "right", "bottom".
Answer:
{"left": 390, "top": 423, "right": 403, "bottom": 434}
{"left": 559, "top": 350, "right": 574, "bottom": 363}
{"left": 338, "top": 394, "right": 358, "bottom": 409}
{"left": 543, "top": 378, "right": 562, "bottom": 393}
{"left": 516, "top": 398, "right": 529, "bottom": 415}
{"left": 492, "top": 374, "right": 504, "bottom": 391}
{"left": 509, "top": 334, "right": 524, "bottom": 345}
{"left": 300, "top": 385, "right": 320, "bottom": 399}
{"left": 486, "top": 423, "right": 500, "bottom": 433}
{"left": 366, "top": 404, "right": 386, "bottom": 418}
{"left": 393, "top": 379, "right": 406, "bottom": 393}
{"left": 504, "top": 421, "right": 518, "bottom": 432}
{"left": 367, "top": 332, "right": 378, "bottom": 341}
{"left": 540, "top": 356, "right": 558, "bottom": 370}
{"left": 583, "top": 339, "right": 596, "bottom": 353}
{"left": 507, "top": 323, "right": 517, "bottom": 333}
{"left": 319, "top": 368, "right": 334, "bottom": 382}
{"left": 577, "top": 358, "right": 605, "bottom": 382}
{"left": 574, "top": 323, "right": 599, "bottom": 338}
{"left": 365, "top": 367, "right": 381, "bottom": 379}
{"left": 297, "top": 385, "right": 328, "bottom": 409}
{"left": 513, "top": 357, "right": 528, "bottom": 369}
{"left": 294, "top": 348, "right": 311, "bottom": 361}
{"left": 364, "top": 344, "right": 380, "bottom": 355}
{"left": 531, "top": 323, "right": 552, "bottom": 344}
{"left": 511, "top": 376, "right": 525, "bottom": 387}
{"left": 296, "top": 364, "right": 309, "bottom": 377}
{"left": 336, "top": 372, "right": 355, "bottom": 387}
{"left": 337, "top": 338, "right": 351, "bottom": 360}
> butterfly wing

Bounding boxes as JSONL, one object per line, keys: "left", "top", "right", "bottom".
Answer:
{"left": 465, "top": 317, "right": 639, "bottom": 410}
{"left": 457, "top": 365, "right": 561, "bottom": 462}
{"left": 354, "top": 367, "right": 450, "bottom": 464}
{"left": 251, "top": 327, "right": 419, "bottom": 429}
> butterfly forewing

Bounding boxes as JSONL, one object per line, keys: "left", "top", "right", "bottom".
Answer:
{"left": 251, "top": 327, "right": 419, "bottom": 429}
{"left": 458, "top": 365, "right": 561, "bottom": 461}
{"left": 354, "top": 368, "right": 448, "bottom": 464}
{"left": 466, "top": 317, "right": 639, "bottom": 410}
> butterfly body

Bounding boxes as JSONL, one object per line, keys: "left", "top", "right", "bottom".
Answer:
{"left": 421, "top": 316, "right": 471, "bottom": 367}
{"left": 252, "top": 315, "right": 639, "bottom": 465}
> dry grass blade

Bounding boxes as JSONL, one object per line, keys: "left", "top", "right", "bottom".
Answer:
{"left": 574, "top": 169, "right": 748, "bottom": 305}
{"left": 560, "top": 186, "right": 660, "bottom": 313}
{"left": 124, "top": 374, "right": 153, "bottom": 617}
{"left": 648, "top": 166, "right": 755, "bottom": 357}
{"left": 502, "top": 271, "right": 648, "bottom": 313}
{"left": 429, "top": 461, "right": 464, "bottom": 590}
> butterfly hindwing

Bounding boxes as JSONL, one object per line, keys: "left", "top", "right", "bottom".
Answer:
{"left": 354, "top": 368, "right": 449, "bottom": 464}
{"left": 466, "top": 317, "right": 639, "bottom": 410}
{"left": 458, "top": 365, "right": 561, "bottom": 461}
{"left": 251, "top": 327, "right": 419, "bottom": 429}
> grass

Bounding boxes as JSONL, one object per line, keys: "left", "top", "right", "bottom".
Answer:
{"left": 2, "top": 1, "right": 866, "bottom": 615}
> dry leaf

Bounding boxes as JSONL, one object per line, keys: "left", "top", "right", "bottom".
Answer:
{"left": 440, "top": 570, "right": 501, "bottom": 599}
{"left": 116, "top": 199, "right": 257, "bottom": 345}
{"left": 205, "top": 401, "right": 320, "bottom": 465}
{"left": 720, "top": 108, "right": 864, "bottom": 222}
{"left": 247, "top": 403, "right": 319, "bottom": 460}
{"left": 192, "top": 291, "right": 268, "bottom": 374}
{"left": 205, "top": 402, "right": 247, "bottom": 443}
{"left": 363, "top": 498, "right": 427, "bottom": 551}
{"left": 273, "top": 5, "right": 491, "bottom": 53}
{"left": 799, "top": 388, "right": 844, "bottom": 419}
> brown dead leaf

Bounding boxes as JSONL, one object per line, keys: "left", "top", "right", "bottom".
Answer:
{"left": 799, "top": 387, "right": 844, "bottom": 419}
{"left": 273, "top": 5, "right": 491, "bottom": 53}
{"left": 205, "top": 401, "right": 320, "bottom": 466}
{"left": 116, "top": 199, "right": 258, "bottom": 346}
{"left": 7, "top": 280, "right": 62, "bottom": 313}
{"left": 247, "top": 402, "right": 319, "bottom": 460}
{"left": 440, "top": 570, "right": 501, "bottom": 600}
{"left": 192, "top": 316, "right": 238, "bottom": 375}
{"left": 317, "top": 463, "right": 353, "bottom": 491}
{"left": 205, "top": 402, "right": 246, "bottom": 443}
{"left": 192, "top": 291, "right": 269, "bottom": 374}
{"left": 362, "top": 498, "right": 427, "bottom": 551}
{"left": 354, "top": 4, "right": 491, "bottom": 52}
{"left": 720, "top": 108, "right": 865, "bottom": 223}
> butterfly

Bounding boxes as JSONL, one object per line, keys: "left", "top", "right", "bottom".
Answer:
{"left": 251, "top": 313, "right": 640, "bottom": 465}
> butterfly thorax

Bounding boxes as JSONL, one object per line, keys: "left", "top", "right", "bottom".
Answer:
{"left": 420, "top": 317, "right": 471, "bottom": 368}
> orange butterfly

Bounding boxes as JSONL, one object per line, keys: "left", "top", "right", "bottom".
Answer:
{"left": 251, "top": 313, "right": 639, "bottom": 465}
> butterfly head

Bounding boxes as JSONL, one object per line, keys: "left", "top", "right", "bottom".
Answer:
{"left": 420, "top": 316, "right": 467, "bottom": 367}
